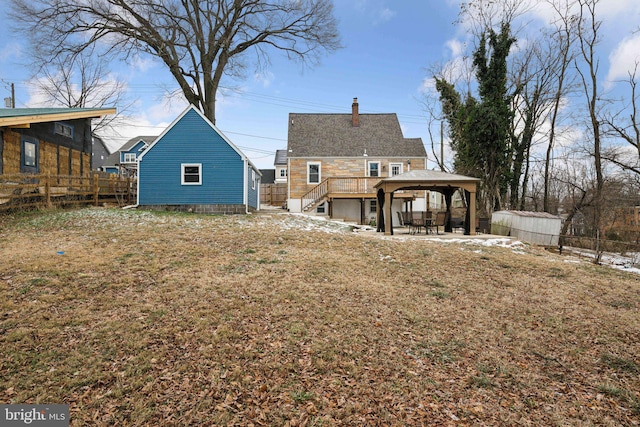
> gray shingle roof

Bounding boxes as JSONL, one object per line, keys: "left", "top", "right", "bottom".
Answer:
{"left": 274, "top": 149, "right": 287, "bottom": 165}
{"left": 287, "top": 113, "right": 426, "bottom": 158}
{"left": 102, "top": 135, "right": 157, "bottom": 167}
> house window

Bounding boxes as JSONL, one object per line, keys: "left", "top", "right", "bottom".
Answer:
{"left": 308, "top": 162, "right": 321, "bottom": 184}
{"left": 252, "top": 170, "right": 256, "bottom": 190}
{"left": 390, "top": 163, "right": 403, "bottom": 176}
{"left": 181, "top": 163, "right": 202, "bottom": 185}
{"left": 368, "top": 161, "right": 380, "bottom": 177}
{"left": 370, "top": 200, "right": 377, "bottom": 213}
{"left": 317, "top": 202, "right": 326, "bottom": 214}
{"left": 123, "top": 153, "right": 136, "bottom": 163}
{"left": 55, "top": 122, "right": 73, "bottom": 138}
{"left": 280, "top": 169, "right": 287, "bottom": 178}
{"left": 23, "top": 141, "right": 37, "bottom": 167}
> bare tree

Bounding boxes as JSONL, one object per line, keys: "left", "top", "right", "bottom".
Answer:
{"left": 602, "top": 62, "right": 640, "bottom": 175}
{"left": 574, "top": 0, "right": 605, "bottom": 251}
{"left": 10, "top": 0, "right": 341, "bottom": 124}
{"left": 543, "top": 0, "right": 578, "bottom": 213}
{"left": 32, "top": 46, "right": 132, "bottom": 133}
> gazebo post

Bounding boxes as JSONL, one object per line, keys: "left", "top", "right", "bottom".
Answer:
{"left": 468, "top": 188, "right": 476, "bottom": 235}
{"left": 385, "top": 190, "right": 393, "bottom": 235}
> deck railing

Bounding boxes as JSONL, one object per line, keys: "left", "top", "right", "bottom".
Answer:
{"left": 301, "top": 177, "right": 381, "bottom": 211}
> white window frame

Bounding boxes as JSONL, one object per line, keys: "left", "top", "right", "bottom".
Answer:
{"left": 307, "top": 162, "right": 321, "bottom": 184}
{"left": 23, "top": 141, "right": 37, "bottom": 167}
{"left": 368, "top": 161, "right": 381, "bottom": 177}
{"left": 316, "top": 202, "right": 326, "bottom": 214}
{"left": 181, "top": 163, "right": 202, "bottom": 185}
{"left": 123, "top": 153, "right": 136, "bottom": 163}
{"left": 279, "top": 168, "right": 287, "bottom": 178}
{"left": 390, "top": 162, "right": 403, "bottom": 177}
{"left": 251, "top": 170, "right": 256, "bottom": 190}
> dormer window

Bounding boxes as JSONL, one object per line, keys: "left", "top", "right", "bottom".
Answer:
{"left": 123, "top": 153, "right": 136, "bottom": 163}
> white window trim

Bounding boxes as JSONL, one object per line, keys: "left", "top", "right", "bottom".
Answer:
{"left": 307, "top": 162, "right": 321, "bottom": 184}
{"left": 181, "top": 163, "right": 202, "bottom": 185}
{"left": 389, "top": 162, "right": 403, "bottom": 177}
{"left": 123, "top": 153, "right": 136, "bottom": 163}
{"left": 367, "top": 161, "right": 381, "bottom": 177}
{"left": 251, "top": 170, "right": 256, "bottom": 190}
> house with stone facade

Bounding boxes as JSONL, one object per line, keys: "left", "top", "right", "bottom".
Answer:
{"left": 286, "top": 98, "right": 428, "bottom": 225}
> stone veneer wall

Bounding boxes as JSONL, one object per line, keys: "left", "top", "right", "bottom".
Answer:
{"left": 288, "top": 157, "right": 426, "bottom": 198}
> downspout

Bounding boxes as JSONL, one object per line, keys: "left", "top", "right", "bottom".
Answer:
{"left": 244, "top": 158, "right": 249, "bottom": 214}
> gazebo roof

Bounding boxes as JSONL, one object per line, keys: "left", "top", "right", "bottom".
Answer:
{"left": 375, "top": 169, "right": 480, "bottom": 192}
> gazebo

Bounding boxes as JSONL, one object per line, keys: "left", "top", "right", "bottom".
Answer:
{"left": 374, "top": 170, "right": 481, "bottom": 236}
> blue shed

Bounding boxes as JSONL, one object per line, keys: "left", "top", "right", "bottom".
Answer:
{"left": 137, "top": 105, "right": 261, "bottom": 214}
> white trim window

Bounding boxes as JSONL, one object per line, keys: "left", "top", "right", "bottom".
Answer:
{"left": 123, "top": 153, "right": 136, "bottom": 163}
{"left": 390, "top": 162, "right": 403, "bottom": 177}
{"left": 368, "top": 161, "right": 380, "bottom": 177}
{"left": 181, "top": 163, "right": 202, "bottom": 185}
{"left": 252, "top": 169, "right": 256, "bottom": 190}
{"left": 307, "top": 162, "right": 321, "bottom": 184}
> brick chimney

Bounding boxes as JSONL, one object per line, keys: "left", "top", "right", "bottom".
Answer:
{"left": 352, "top": 97, "right": 359, "bottom": 127}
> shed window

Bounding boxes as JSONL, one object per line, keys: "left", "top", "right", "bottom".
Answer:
{"left": 181, "top": 163, "right": 202, "bottom": 185}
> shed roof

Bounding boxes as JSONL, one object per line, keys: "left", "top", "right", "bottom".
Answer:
{"left": 287, "top": 113, "right": 425, "bottom": 158}
{"left": 0, "top": 107, "right": 116, "bottom": 127}
{"left": 493, "top": 210, "right": 562, "bottom": 219}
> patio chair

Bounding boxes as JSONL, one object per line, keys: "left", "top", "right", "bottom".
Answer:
{"left": 451, "top": 217, "right": 464, "bottom": 233}
{"left": 433, "top": 211, "right": 447, "bottom": 234}
{"left": 423, "top": 211, "right": 434, "bottom": 234}
{"left": 410, "top": 212, "right": 424, "bottom": 234}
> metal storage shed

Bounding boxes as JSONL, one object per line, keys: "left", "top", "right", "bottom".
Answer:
{"left": 491, "top": 210, "right": 562, "bottom": 246}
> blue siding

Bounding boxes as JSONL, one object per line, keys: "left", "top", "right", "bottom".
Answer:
{"left": 138, "top": 109, "right": 245, "bottom": 206}
{"left": 247, "top": 166, "right": 259, "bottom": 209}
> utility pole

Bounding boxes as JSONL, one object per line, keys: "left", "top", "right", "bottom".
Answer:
{"left": 11, "top": 83, "right": 15, "bottom": 108}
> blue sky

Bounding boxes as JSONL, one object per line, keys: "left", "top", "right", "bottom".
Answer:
{"left": 1, "top": 0, "right": 640, "bottom": 170}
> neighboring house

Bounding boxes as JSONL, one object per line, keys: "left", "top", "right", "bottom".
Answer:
{"left": 91, "top": 135, "right": 111, "bottom": 170}
{"left": 274, "top": 149, "right": 288, "bottom": 183}
{"left": 0, "top": 107, "right": 115, "bottom": 176}
{"left": 260, "top": 169, "right": 276, "bottom": 184}
{"left": 101, "top": 136, "right": 156, "bottom": 177}
{"left": 287, "top": 98, "right": 427, "bottom": 224}
{"left": 137, "top": 105, "right": 261, "bottom": 214}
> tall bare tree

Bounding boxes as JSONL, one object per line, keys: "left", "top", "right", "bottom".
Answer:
{"left": 574, "top": 0, "right": 605, "bottom": 247}
{"left": 10, "top": 0, "right": 341, "bottom": 124}
{"left": 543, "top": 0, "right": 578, "bottom": 213}
{"left": 602, "top": 63, "right": 640, "bottom": 175}
{"left": 33, "top": 46, "right": 131, "bottom": 133}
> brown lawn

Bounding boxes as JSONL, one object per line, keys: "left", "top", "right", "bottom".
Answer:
{"left": 0, "top": 208, "right": 639, "bottom": 426}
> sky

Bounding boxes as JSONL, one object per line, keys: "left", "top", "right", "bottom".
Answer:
{"left": 1, "top": 0, "right": 640, "bottom": 170}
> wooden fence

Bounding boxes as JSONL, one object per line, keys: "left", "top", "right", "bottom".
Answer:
{"left": 0, "top": 173, "right": 136, "bottom": 212}
{"left": 260, "top": 183, "right": 287, "bottom": 207}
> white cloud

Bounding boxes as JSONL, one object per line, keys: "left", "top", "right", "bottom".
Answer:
{"left": 254, "top": 70, "right": 274, "bottom": 88}
{"left": 0, "top": 42, "right": 22, "bottom": 62}
{"left": 445, "top": 39, "right": 465, "bottom": 58}
{"left": 354, "top": 0, "right": 396, "bottom": 25}
{"left": 606, "top": 34, "right": 640, "bottom": 87}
